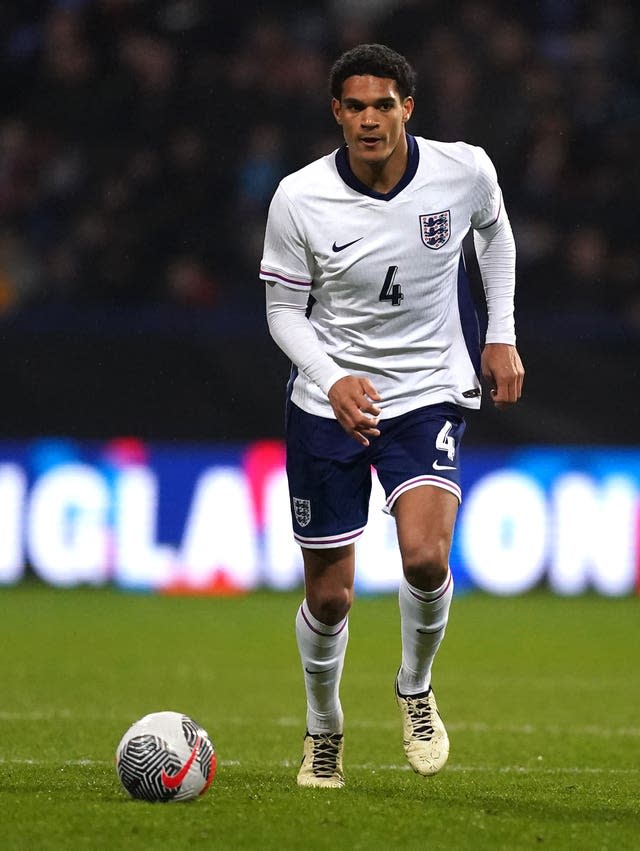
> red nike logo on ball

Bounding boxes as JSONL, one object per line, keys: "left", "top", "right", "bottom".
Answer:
{"left": 161, "top": 737, "right": 200, "bottom": 789}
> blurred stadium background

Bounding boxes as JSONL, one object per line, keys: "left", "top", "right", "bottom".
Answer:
{"left": 0, "top": 0, "right": 638, "bottom": 596}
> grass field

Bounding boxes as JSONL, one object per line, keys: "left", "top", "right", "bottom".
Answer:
{"left": 1, "top": 583, "right": 638, "bottom": 850}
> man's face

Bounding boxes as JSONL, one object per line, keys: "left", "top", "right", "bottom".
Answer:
{"left": 332, "top": 75, "right": 413, "bottom": 168}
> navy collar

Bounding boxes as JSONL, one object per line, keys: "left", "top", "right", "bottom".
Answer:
{"left": 335, "top": 133, "right": 419, "bottom": 200}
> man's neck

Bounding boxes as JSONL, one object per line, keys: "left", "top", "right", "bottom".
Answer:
{"left": 348, "top": 134, "right": 409, "bottom": 194}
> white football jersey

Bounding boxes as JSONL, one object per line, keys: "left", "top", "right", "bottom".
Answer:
{"left": 260, "top": 134, "right": 508, "bottom": 419}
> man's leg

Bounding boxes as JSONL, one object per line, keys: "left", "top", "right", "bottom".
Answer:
{"left": 296, "top": 544, "right": 355, "bottom": 789}
{"left": 393, "top": 486, "right": 458, "bottom": 775}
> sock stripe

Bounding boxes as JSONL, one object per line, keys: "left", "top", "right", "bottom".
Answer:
{"left": 300, "top": 604, "right": 348, "bottom": 637}
{"left": 407, "top": 570, "right": 453, "bottom": 604}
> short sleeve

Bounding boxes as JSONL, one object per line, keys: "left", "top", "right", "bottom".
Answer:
{"left": 469, "top": 147, "right": 503, "bottom": 231}
{"left": 259, "top": 184, "right": 314, "bottom": 291}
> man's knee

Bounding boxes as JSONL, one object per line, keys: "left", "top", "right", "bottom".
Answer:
{"left": 402, "top": 541, "right": 449, "bottom": 591}
{"left": 302, "top": 544, "right": 355, "bottom": 625}
{"left": 305, "top": 584, "right": 353, "bottom": 625}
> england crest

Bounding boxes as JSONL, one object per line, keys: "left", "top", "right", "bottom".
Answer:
{"left": 419, "top": 211, "right": 450, "bottom": 250}
{"left": 293, "top": 497, "right": 311, "bottom": 528}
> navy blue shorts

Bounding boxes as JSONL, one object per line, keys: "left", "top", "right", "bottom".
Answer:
{"left": 286, "top": 401, "right": 466, "bottom": 549}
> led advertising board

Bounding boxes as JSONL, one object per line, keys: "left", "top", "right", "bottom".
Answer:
{"left": 0, "top": 439, "right": 638, "bottom": 595}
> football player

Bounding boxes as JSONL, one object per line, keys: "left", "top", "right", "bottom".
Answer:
{"left": 261, "top": 43, "right": 524, "bottom": 787}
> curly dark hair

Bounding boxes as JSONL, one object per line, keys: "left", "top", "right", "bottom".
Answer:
{"left": 329, "top": 43, "right": 417, "bottom": 101}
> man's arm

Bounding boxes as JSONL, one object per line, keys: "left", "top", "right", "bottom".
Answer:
{"left": 473, "top": 212, "right": 525, "bottom": 407}
{"left": 265, "top": 281, "right": 382, "bottom": 445}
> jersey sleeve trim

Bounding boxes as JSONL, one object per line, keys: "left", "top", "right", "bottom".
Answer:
{"left": 259, "top": 266, "right": 312, "bottom": 289}
{"left": 474, "top": 192, "right": 502, "bottom": 231}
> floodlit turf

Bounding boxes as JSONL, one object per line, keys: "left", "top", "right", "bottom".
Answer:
{"left": 1, "top": 583, "right": 639, "bottom": 850}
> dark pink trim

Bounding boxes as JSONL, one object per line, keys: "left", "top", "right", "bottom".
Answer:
{"left": 260, "top": 269, "right": 311, "bottom": 287}
{"left": 294, "top": 528, "right": 363, "bottom": 547}
{"left": 300, "top": 603, "right": 348, "bottom": 637}
{"left": 407, "top": 570, "right": 453, "bottom": 603}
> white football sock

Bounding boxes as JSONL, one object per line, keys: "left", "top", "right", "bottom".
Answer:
{"left": 397, "top": 569, "right": 454, "bottom": 696}
{"left": 295, "top": 600, "right": 348, "bottom": 735}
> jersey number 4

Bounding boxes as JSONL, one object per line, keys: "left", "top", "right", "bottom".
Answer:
{"left": 378, "top": 266, "right": 403, "bottom": 306}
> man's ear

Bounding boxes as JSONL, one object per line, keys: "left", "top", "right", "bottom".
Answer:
{"left": 331, "top": 97, "right": 342, "bottom": 125}
{"left": 402, "top": 96, "right": 414, "bottom": 123}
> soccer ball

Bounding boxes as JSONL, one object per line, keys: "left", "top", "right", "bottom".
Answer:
{"left": 116, "top": 711, "right": 216, "bottom": 802}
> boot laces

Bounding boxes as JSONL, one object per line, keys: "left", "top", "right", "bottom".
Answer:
{"left": 311, "top": 733, "right": 342, "bottom": 777}
{"left": 405, "top": 694, "right": 435, "bottom": 741}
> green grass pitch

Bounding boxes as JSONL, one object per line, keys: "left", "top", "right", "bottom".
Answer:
{"left": 1, "top": 583, "right": 639, "bottom": 850}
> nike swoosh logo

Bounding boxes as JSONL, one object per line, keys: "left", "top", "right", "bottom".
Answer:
{"left": 161, "top": 736, "right": 200, "bottom": 789}
{"left": 304, "top": 666, "right": 335, "bottom": 675}
{"left": 432, "top": 460, "right": 457, "bottom": 471}
{"left": 332, "top": 237, "right": 364, "bottom": 252}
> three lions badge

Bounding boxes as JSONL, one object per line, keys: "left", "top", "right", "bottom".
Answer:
{"left": 293, "top": 497, "right": 311, "bottom": 527}
{"left": 420, "top": 211, "right": 450, "bottom": 250}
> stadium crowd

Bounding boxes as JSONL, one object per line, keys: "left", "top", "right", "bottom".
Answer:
{"left": 0, "top": 0, "right": 638, "bottom": 330}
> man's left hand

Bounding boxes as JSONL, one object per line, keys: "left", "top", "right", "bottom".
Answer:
{"left": 481, "top": 343, "right": 525, "bottom": 409}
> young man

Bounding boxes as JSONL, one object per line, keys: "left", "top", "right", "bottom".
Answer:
{"left": 260, "top": 43, "right": 524, "bottom": 788}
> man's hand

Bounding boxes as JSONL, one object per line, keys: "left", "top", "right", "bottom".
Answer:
{"left": 481, "top": 343, "right": 525, "bottom": 409}
{"left": 328, "top": 376, "right": 382, "bottom": 446}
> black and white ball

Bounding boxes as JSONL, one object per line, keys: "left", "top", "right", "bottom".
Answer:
{"left": 116, "top": 711, "right": 216, "bottom": 802}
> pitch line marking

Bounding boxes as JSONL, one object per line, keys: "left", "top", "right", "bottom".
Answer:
{"left": 275, "top": 717, "right": 640, "bottom": 738}
{"left": 2, "top": 712, "right": 640, "bottom": 740}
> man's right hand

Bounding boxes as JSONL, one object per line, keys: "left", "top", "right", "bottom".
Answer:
{"left": 328, "top": 376, "right": 382, "bottom": 447}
